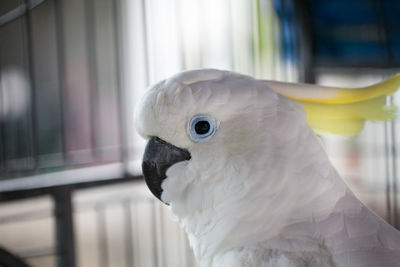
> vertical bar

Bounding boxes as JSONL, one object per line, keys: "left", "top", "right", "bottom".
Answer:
{"left": 251, "top": 0, "right": 261, "bottom": 77}
{"left": 124, "top": 200, "right": 134, "bottom": 267}
{"left": 112, "top": 0, "right": 128, "bottom": 170}
{"left": 132, "top": 202, "right": 139, "bottom": 266}
{"left": 23, "top": 0, "right": 39, "bottom": 169}
{"left": 384, "top": 120, "right": 393, "bottom": 223}
{"left": 0, "top": 135, "right": 5, "bottom": 176}
{"left": 158, "top": 204, "right": 166, "bottom": 267}
{"left": 53, "top": 188, "right": 76, "bottom": 267}
{"left": 141, "top": 0, "right": 151, "bottom": 85}
{"left": 373, "top": 0, "right": 393, "bottom": 64}
{"left": 97, "top": 205, "right": 108, "bottom": 267}
{"left": 0, "top": 122, "right": 4, "bottom": 176}
{"left": 372, "top": 0, "right": 386, "bottom": 62}
{"left": 227, "top": 0, "right": 235, "bottom": 71}
{"left": 197, "top": 0, "right": 205, "bottom": 67}
{"left": 53, "top": 0, "right": 67, "bottom": 165}
{"left": 379, "top": 0, "right": 398, "bottom": 227}
{"left": 374, "top": 0, "right": 397, "bottom": 226}
{"left": 151, "top": 201, "right": 159, "bottom": 267}
{"left": 84, "top": 0, "right": 99, "bottom": 161}
{"left": 174, "top": 0, "right": 186, "bottom": 70}
{"left": 293, "top": 0, "right": 315, "bottom": 83}
{"left": 390, "top": 95, "right": 399, "bottom": 228}
{"left": 0, "top": 58, "right": 5, "bottom": 175}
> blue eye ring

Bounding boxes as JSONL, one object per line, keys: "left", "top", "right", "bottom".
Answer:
{"left": 188, "top": 114, "right": 217, "bottom": 142}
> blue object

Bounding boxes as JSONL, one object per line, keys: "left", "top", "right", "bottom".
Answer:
{"left": 274, "top": 0, "right": 400, "bottom": 67}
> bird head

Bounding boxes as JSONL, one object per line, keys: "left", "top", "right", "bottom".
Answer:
{"left": 134, "top": 69, "right": 314, "bottom": 217}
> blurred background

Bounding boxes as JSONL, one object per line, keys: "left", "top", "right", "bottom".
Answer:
{"left": 0, "top": 0, "right": 400, "bottom": 266}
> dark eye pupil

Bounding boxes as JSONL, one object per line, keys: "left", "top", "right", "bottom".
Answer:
{"left": 195, "top": 120, "right": 210, "bottom": 135}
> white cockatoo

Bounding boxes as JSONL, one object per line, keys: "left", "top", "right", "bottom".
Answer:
{"left": 134, "top": 69, "right": 400, "bottom": 267}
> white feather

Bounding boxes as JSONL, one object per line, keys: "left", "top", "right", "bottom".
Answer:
{"left": 134, "top": 69, "right": 400, "bottom": 267}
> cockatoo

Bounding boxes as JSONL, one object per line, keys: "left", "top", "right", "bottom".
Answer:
{"left": 134, "top": 69, "right": 400, "bottom": 267}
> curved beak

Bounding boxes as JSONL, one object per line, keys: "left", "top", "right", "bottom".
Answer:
{"left": 142, "top": 137, "right": 191, "bottom": 203}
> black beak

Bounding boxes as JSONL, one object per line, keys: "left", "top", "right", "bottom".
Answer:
{"left": 142, "top": 136, "right": 191, "bottom": 203}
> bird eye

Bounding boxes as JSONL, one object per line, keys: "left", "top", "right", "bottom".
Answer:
{"left": 189, "top": 114, "right": 217, "bottom": 142}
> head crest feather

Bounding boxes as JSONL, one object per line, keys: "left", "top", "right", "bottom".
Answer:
{"left": 264, "top": 74, "right": 400, "bottom": 135}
